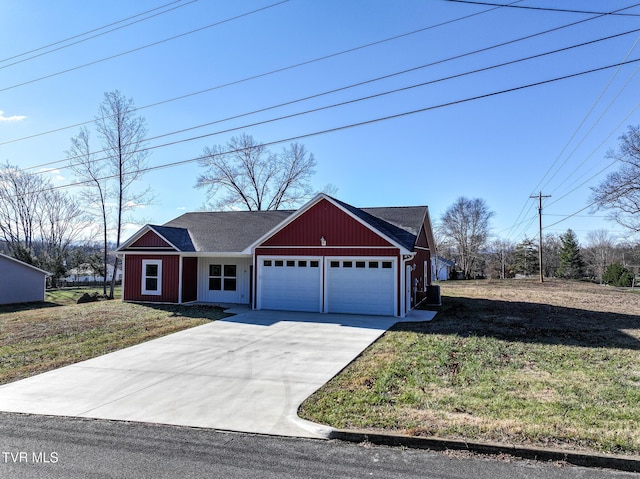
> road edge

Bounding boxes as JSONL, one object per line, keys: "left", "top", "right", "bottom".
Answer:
{"left": 329, "top": 429, "right": 640, "bottom": 473}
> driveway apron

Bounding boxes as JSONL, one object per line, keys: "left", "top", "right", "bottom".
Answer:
{"left": 0, "top": 309, "right": 434, "bottom": 438}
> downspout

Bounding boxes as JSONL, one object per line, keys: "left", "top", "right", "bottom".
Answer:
{"left": 252, "top": 253, "right": 257, "bottom": 310}
{"left": 178, "top": 254, "right": 183, "bottom": 304}
{"left": 402, "top": 252, "right": 416, "bottom": 316}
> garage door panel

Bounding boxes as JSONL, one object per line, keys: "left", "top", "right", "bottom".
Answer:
{"left": 260, "top": 259, "right": 321, "bottom": 312}
{"left": 327, "top": 259, "right": 395, "bottom": 316}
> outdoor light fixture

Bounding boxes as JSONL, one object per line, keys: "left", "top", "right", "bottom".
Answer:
{"left": 320, "top": 236, "right": 327, "bottom": 246}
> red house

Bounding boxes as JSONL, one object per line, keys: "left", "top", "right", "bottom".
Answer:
{"left": 116, "top": 194, "right": 436, "bottom": 317}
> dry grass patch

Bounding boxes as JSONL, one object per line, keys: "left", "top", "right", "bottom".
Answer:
{"left": 0, "top": 300, "right": 228, "bottom": 385}
{"left": 300, "top": 279, "right": 640, "bottom": 455}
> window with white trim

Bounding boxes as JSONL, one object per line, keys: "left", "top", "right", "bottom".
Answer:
{"left": 209, "top": 264, "right": 237, "bottom": 291}
{"left": 141, "top": 259, "right": 162, "bottom": 295}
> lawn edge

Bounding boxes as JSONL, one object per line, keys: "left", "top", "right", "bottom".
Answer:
{"left": 329, "top": 429, "right": 640, "bottom": 473}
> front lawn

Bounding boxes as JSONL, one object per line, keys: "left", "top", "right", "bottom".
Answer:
{"left": 299, "top": 279, "right": 640, "bottom": 455}
{"left": 46, "top": 286, "right": 123, "bottom": 305}
{"left": 0, "top": 301, "right": 228, "bottom": 385}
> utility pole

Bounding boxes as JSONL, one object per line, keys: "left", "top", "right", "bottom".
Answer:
{"left": 530, "top": 192, "right": 551, "bottom": 283}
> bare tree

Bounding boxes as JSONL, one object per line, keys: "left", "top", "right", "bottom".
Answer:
{"left": 541, "top": 233, "right": 561, "bottom": 278}
{"left": 439, "top": 197, "right": 494, "bottom": 279}
{"left": 67, "top": 127, "right": 110, "bottom": 294}
{"left": 591, "top": 125, "right": 640, "bottom": 232}
{"left": 0, "top": 163, "right": 46, "bottom": 263}
{"left": 196, "top": 133, "right": 317, "bottom": 210}
{"left": 36, "top": 189, "right": 85, "bottom": 285}
{"left": 584, "top": 229, "right": 614, "bottom": 283}
{"left": 0, "top": 163, "right": 83, "bottom": 277}
{"left": 485, "top": 239, "right": 515, "bottom": 279}
{"left": 95, "top": 90, "right": 151, "bottom": 298}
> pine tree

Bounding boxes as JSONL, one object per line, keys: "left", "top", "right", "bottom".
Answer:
{"left": 602, "top": 262, "right": 633, "bottom": 287}
{"left": 513, "top": 237, "right": 539, "bottom": 276}
{"left": 556, "top": 229, "right": 585, "bottom": 279}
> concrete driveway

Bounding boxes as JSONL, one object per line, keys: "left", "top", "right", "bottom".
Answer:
{"left": 0, "top": 308, "right": 435, "bottom": 438}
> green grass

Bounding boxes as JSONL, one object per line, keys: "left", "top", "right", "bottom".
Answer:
{"left": 45, "top": 286, "right": 123, "bottom": 306}
{"left": 299, "top": 279, "right": 640, "bottom": 455}
{"left": 0, "top": 300, "right": 228, "bottom": 385}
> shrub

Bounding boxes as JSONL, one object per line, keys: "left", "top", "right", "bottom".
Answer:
{"left": 602, "top": 262, "right": 633, "bottom": 287}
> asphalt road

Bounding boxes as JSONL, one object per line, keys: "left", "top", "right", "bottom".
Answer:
{"left": 0, "top": 413, "right": 635, "bottom": 479}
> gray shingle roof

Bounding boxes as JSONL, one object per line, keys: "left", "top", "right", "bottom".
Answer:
{"left": 163, "top": 210, "right": 294, "bottom": 252}
{"left": 362, "top": 207, "right": 427, "bottom": 251}
{"left": 146, "top": 198, "right": 428, "bottom": 253}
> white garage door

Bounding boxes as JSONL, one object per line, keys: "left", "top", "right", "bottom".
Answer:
{"left": 326, "top": 259, "right": 396, "bottom": 316}
{"left": 259, "top": 258, "right": 321, "bottom": 312}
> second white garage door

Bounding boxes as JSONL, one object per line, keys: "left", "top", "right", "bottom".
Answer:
{"left": 326, "top": 258, "right": 396, "bottom": 316}
{"left": 259, "top": 258, "right": 322, "bottom": 312}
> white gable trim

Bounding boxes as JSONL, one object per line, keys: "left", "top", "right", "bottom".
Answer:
{"left": 244, "top": 194, "right": 412, "bottom": 254}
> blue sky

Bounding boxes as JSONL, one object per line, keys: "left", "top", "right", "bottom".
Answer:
{"left": 1, "top": 0, "right": 640, "bottom": 246}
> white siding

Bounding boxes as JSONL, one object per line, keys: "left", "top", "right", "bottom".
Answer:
{"left": 197, "top": 257, "right": 252, "bottom": 304}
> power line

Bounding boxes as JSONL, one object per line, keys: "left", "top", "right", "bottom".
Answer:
{"left": 1, "top": 0, "right": 522, "bottom": 148}
{"left": 505, "top": 205, "right": 539, "bottom": 243}
{"left": 0, "top": 0, "right": 290, "bottom": 94}
{"left": 17, "top": 54, "right": 640, "bottom": 198}
{"left": 543, "top": 202, "right": 597, "bottom": 230}
{"left": 546, "top": 158, "right": 619, "bottom": 208}
{"left": 545, "top": 214, "right": 609, "bottom": 218}
{"left": 538, "top": 32, "right": 640, "bottom": 195}
{"left": 548, "top": 81, "right": 640, "bottom": 195}
{"left": 22, "top": 9, "right": 640, "bottom": 169}
{"left": 511, "top": 81, "right": 640, "bottom": 240}
{"left": 0, "top": 0, "right": 192, "bottom": 63}
{"left": 541, "top": 169, "right": 640, "bottom": 231}
{"left": 443, "top": 0, "right": 640, "bottom": 16}
{"left": 538, "top": 73, "right": 640, "bottom": 213}
{"left": 501, "top": 2, "right": 640, "bottom": 242}
{"left": 496, "top": 213, "right": 538, "bottom": 237}
{"left": 27, "top": 28, "right": 640, "bottom": 176}
{"left": 0, "top": 0, "right": 199, "bottom": 70}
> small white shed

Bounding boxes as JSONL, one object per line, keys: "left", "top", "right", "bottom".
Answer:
{"left": 431, "top": 255, "right": 455, "bottom": 281}
{"left": 0, "top": 253, "right": 49, "bottom": 305}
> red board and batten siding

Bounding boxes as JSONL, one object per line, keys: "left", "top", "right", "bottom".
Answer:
{"left": 411, "top": 224, "right": 433, "bottom": 291}
{"left": 254, "top": 198, "right": 405, "bottom": 314}
{"left": 130, "top": 230, "right": 174, "bottom": 248}
{"left": 261, "top": 199, "right": 394, "bottom": 248}
{"left": 124, "top": 254, "right": 180, "bottom": 303}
